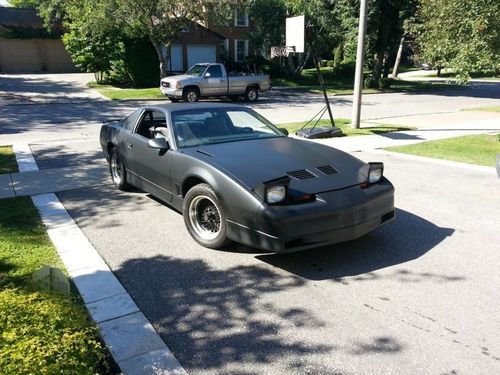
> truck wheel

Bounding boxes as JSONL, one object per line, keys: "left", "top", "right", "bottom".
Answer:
{"left": 183, "top": 88, "right": 199, "bottom": 103}
{"left": 245, "top": 87, "right": 259, "bottom": 102}
{"left": 183, "top": 183, "right": 229, "bottom": 249}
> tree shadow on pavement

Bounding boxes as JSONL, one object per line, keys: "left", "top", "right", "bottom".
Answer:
{"left": 256, "top": 208, "right": 457, "bottom": 282}
{"left": 114, "top": 255, "right": 333, "bottom": 373}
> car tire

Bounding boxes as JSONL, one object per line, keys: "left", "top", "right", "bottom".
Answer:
{"left": 245, "top": 87, "right": 259, "bottom": 102}
{"left": 183, "top": 183, "right": 229, "bottom": 249}
{"left": 183, "top": 88, "right": 199, "bottom": 103}
{"left": 109, "top": 147, "right": 131, "bottom": 191}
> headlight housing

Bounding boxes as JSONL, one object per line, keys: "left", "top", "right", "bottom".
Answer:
{"left": 266, "top": 186, "right": 287, "bottom": 204}
{"left": 254, "top": 176, "right": 290, "bottom": 205}
{"left": 368, "top": 162, "right": 384, "bottom": 184}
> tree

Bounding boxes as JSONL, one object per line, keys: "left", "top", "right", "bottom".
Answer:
{"left": 365, "top": 0, "right": 418, "bottom": 86}
{"left": 55, "top": 0, "right": 124, "bottom": 82}
{"left": 34, "top": 0, "right": 237, "bottom": 79}
{"left": 248, "top": 0, "right": 287, "bottom": 57}
{"left": 8, "top": 0, "right": 41, "bottom": 7}
{"left": 111, "top": 0, "right": 235, "bottom": 77}
{"left": 415, "top": 0, "right": 500, "bottom": 82}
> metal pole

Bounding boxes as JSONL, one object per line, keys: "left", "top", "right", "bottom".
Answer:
{"left": 313, "top": 53, "right": 335, "bottom": 128}
{"left": 351, "top": 0, "right": 368, "bottom": 129}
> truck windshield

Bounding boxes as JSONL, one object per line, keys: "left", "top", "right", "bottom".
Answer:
{"left": 171, "top": 108, "right": 284, "bottom": 148}
{"left": 186, "top": 64, "right": 208, "bottom": 76}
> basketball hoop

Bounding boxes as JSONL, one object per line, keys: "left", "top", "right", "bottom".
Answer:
{"left": 271, "top": 46, "right": 296, "bottom": 58}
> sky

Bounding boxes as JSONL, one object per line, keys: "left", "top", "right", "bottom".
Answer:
{"left": 0, "top": 0, "right": 10, "bottom": 6}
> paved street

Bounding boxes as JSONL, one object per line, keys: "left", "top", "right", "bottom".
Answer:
{"left": 1, "top": 73, "right": 499, "bottom": 145}
{"left": 1, "top": 73, "right": 500, "bottom": 374}
{"left": 53, "top": 151, "right": 500, "bottom": 374}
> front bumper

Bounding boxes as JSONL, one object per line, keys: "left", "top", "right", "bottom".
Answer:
{"left": 160, "top": 87, "right": 183, "bottom": 98}
{"left": 226, "top": 179, "right": 395, "bottom": 253}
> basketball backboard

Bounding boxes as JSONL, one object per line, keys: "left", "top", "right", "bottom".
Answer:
{"left": 286, "top": 15, "right": 305, "bottom": 53}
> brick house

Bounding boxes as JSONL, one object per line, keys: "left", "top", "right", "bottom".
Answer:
{"left": 166, "top": 8, "right": 254, "bottom": 73}
{"left": 0, "top": 7, "right": 75, "bottom": 73}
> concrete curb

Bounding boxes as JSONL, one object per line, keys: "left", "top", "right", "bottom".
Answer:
{"left": 13, "top": 145, "right": 188, "bottom": 375}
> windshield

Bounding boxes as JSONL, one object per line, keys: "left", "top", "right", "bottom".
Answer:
{"left": 186, "top": 64, "right": 208, "bottom": 76}
{"left": 171, "top": 108, "right": 284, "bottom": 148}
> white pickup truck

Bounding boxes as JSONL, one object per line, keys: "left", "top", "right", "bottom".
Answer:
{"left": 160, "top": 63, "right": 271, "bottom": 103}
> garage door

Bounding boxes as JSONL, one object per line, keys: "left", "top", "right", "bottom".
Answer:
{"left": 187, "top": 45, "right": 216, "bottom": 69}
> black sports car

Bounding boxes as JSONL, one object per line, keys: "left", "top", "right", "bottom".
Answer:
{"left": 100, "top": 103, "right": 394, "bottom": 253}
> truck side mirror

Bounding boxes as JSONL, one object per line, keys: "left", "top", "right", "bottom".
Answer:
{"left": 204, "top": 72, "right": 211, "bottom": 78}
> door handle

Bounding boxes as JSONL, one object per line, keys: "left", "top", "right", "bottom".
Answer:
{"left": 126, "top": 142, "right": 133, "bottom": 149}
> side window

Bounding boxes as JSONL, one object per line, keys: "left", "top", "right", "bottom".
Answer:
{"left": 135, "top": 110, "right": 167, "bottom": 138}
{"left": 206, "top": 65, "right": 223, "bottom": 78}
{"left": 123, "top": 110, "right": 141, "bottom": 131}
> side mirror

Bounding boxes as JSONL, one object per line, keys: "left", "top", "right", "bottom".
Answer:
{"left": 278, "top": 127, "right": 289, "bottom": 136}
{"left": 148, "top": 137, "right": 170, "bottom": 150}
{"left": 204, "top": 72, "right": 211, "bottom": 78}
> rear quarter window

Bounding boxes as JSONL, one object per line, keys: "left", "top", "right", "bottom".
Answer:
{"left": 123, "top": 110, "right": 142, "bottom": 131}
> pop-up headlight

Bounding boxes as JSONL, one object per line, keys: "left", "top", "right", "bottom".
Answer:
{"left": 254, "top": 176, "right": 290, "bottom": 205}
{"left": 368, "top": 162, "right": 384, "bottom": 184}
{"left": 267, "top": 186, "right": 287, "bottom": 204}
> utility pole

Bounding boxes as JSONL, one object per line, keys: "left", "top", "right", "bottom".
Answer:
{"left": 351, "top": 0, "right": 368, "bottom": 129}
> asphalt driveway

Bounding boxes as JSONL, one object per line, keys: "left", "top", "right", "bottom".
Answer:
{"left": 53, "top": 151, "right": 500, "bottom": 375}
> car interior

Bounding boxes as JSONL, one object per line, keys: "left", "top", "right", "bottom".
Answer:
{"left": 135, "top": 111, "right": 169, "bottom": 140}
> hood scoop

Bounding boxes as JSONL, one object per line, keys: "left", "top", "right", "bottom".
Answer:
{"left": 287, "top": 169, "right": 316, "bottom": 180}
{"left": 316, "top": 165, "right": 338, "bottom": 175}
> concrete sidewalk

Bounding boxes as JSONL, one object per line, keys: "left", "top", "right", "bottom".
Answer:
{"left": 0, "top": 164, "right": 109, "bottom": 199}
{"left": 306, "top": 118, "right": 500, "bottom": 152}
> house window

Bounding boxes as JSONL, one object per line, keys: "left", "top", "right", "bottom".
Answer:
{"left": 234, "top": 9, "right": 249, "bottom": 27}
{"left": 234, "top": 39, "right": 248, "bottom": 62}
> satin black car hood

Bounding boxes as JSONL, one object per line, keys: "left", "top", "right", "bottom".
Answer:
{"left": 182, "top": 137, "right": 367, "bottom": 193}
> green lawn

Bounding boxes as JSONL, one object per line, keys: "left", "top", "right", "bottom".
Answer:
{"left": 278, "top": 118, "right": 413, "bottom": 137}
{"left": 0, "top": 197, "right": 115, "bottom": 374}
{"left": 420, "top": 71, "right": 500, "bottom": 81}
{"left": 92, "top": 66, "right": 461, "bottom": 100}
{"left": 97, "top": 86, "right": 166, "bottom": 100}
{"left": 273, "top": 67, "right": 459, "bottom": 94}
{"left": 0, "top": 146, "right": 18, "bottom": 174}
{"left": 463, "top": 105, "right": 500, "bottom": 112}
{"left": 386, "top": 134, "right": 500, "bottom": 167}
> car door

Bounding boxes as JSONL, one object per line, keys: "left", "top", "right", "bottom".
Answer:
{"left": 201, "top": 65, "right": 227, "bottom": 96}
{"left": 120, "top": 109, "right": 173, "bottom": 202}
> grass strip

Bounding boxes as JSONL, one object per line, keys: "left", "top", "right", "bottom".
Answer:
{"left": 0, "top": 197, "right": 115, "bottom": 374}
{"left": 386, "top": 134, "right": 500, "bottom": 167}
{"left": 0, "top": 146, "right": 18, "bottom": 174}
{"left": 463, "top": 105, "right": 500, "bottom": 113}
{"left": 278, "top": 118, "right": 413, "bottom": 137}
{"left": 97, "top": 87, "right": 166, "bottom": 100}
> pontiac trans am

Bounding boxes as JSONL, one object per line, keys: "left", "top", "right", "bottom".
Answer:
{"left": 100, "top": 103, "right": 394, "bottom": 253}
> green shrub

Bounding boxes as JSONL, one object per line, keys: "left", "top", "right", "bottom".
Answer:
{"left": 320, "top": 59, "right": 328, "bottom": 67}
{"left": 326, "top": 60, "right": 335, "bottom": 68}
{"left": 123, "top": 37, "right": 159, "bottom": 87}
{"left": 0, "top": 288, "right": 111, "bottom": 375}
{"left": 380, "top": 77, "right": 394, "bottom": 89}
{"left": 364, "top": 76, "right": 380, "bottom": 89}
